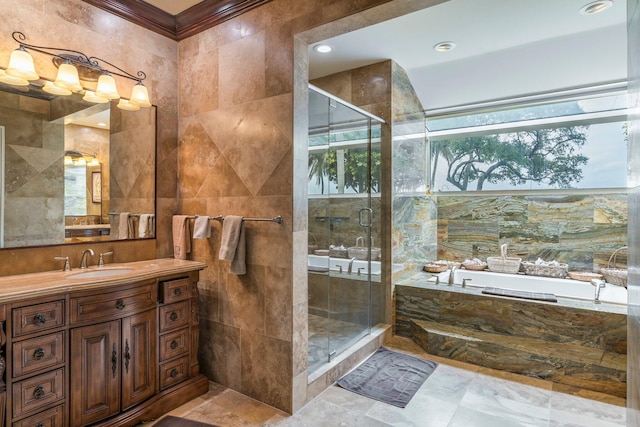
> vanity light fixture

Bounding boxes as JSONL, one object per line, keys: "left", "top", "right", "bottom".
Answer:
{"left": 433, "top": 41, "right": 456, "bottom": 52}
{"left": 580, "top": 0, "right": 614, "bottom": 14}
{"left": 64, "top": 150, "right": 100, "bottom": 167}
{"left": 313, "top": 44, "right": 333, "bottom": 54}
{"left": 1, "top": 31, "right": 151, "bottom": 110}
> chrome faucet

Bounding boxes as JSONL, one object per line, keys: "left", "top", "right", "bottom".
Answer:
{"left": 347, "top": 257, "right": 357, "bottom": 274}
{"left": 80, "top": 249, "right": 95, "bottom": 269}
{"left": 591, "top": 279, "right": 606, "bottom": 304}
{"left": 448, "top": 266, "right": 458, "bottom": 286}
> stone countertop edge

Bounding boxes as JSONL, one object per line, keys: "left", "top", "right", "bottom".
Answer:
{"left": 396, "top": 272, "right": 627, "bottom": 315}
{"left": 0, "top": 258, "right": 207, "bottom": 303}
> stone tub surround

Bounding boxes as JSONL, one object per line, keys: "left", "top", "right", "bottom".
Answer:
{"left": 395, "top": 274, "right": 627, "bottom": 401}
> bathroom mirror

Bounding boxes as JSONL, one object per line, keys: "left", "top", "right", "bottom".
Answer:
{"left": 0, "top": 83, "right": 156, "bottom": 248}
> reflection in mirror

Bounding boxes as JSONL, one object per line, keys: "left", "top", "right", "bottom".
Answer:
{"left": 0, "top": 84, "right": 155, "bottom": 248}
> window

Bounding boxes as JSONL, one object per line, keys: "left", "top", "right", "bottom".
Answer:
{"left": 427, "top": 88, "right": 628, "bottom": 192}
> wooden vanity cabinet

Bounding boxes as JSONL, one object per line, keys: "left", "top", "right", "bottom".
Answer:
{"left": 1, "top": 267, "right": 208, "bottom": 427}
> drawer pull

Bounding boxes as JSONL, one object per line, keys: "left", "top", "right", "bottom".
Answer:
{"left": 115, "top": 299, "right": 126, "bottom": 310}
{"left": 174, "top": 287, "right": 183, "bottom": 296}
{"left": 33, "top": 313, "right": 46, "bottom": 326}
{"left": 33, "top": 347, "right": 45, "bottom": 360}
{"left": 170, "top": 368, "right": 179, "bottom": 378}
{"left": 170, "top": 340, "right": 179, "bottom": 350}
{"left": 111, "top": 343, "right": 117, "bottom": 378}
{"left": 169, "top": 312, "right": 178, "bottom": 321}
{"left": 36, "top": 424, "right": 44, "bottom": 427}
{"left": 33, "top": 386, "right": 45, "bottom": 399}
{"left": 124, "top": 339, "right": 131, "bottom": 374}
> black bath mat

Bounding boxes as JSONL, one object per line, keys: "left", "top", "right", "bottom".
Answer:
{"left": 154, "top": 416, "right": 219, "bottom": 427}
{"left": 337, "top": 346, "right": 437, "bottom": 408}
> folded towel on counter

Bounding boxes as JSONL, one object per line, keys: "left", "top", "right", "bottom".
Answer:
{"left": 172, "top": 215, "right": 191, "bottom": 260}
{"left": 193, "top": 216, "right": 211, "bottom": 239}
{"left": 219, "top": 215, "right": 246, "bottom": 275}
{"left": 118, "top": 212, "right": 130, "bottom": 240}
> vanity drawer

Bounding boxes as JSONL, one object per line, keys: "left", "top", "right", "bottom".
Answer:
{"left": 12, "top": 301, "right": 65, "bottom": 338}
{"left": 160, "top": 277, "right": 191, "bottom": 304}
{"left": 13, "top": 403, "right": 65, "bottom": 427}
{"left": 159, "top": 327, "right": 189, "bottom": 361}
{"left": 12, "top": 332, "right": 65, "bottom": 378}
{"left": 70, "top": 282, "right": 156, "bottom": 324}
{"left": 159, "top": 356, "right": 189, "bottom": 390}
{"left": 12, "top": 368, "right": 65, "bottom": 418}
{"left": 158, "top": 301, "right": 190, "bottom": 333}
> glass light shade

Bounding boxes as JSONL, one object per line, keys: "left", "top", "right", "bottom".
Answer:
{"left": 88, "top": 157, "right": 100, "bottom": 166}
{"left": 74, "top": 158, "right": 86, "bottom": 166}
{"left": 6, "top": 46, "right": 39, "bottom": 81}
{"left": 0, "top": 69, "right": 29, "bottom": 86}
{"left": 43, "top": 81, "right": 72, "bottom": 96}
{"left": 117, "top": 99, "right": 140, "bottom": 111}
{"left": 82, "top": 90, "right": 109, "bottom": 104}
{"left": 95, "top": 73, "right": 120, "bottom": 99}
{"left": 129, "top": 82, "right": 151, "bottom": 107}
{"left": 53, "top": 62, "right": 83, "bottom": 92}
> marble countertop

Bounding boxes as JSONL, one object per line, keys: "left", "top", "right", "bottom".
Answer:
{"left": 65, "top": 224, "right": 111, "bottom": 229}
{"left": 0, "top": 258, "right": 207, "bottom": 303}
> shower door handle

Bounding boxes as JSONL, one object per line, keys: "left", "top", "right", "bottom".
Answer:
{"left": 359, "top": 208, "right": 372, "bottom": 227}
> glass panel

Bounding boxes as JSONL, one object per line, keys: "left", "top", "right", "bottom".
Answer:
{"left": 307, "top": 88, "right": 381, "bottom": 373}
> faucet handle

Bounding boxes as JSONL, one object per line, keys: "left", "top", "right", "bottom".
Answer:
{"left": 98, "top": 251, "right": 114, "bottom": 267}
{"left": 462, "top": 278, "right": 472, "bottom": 288}
{"left": 54, "top": 256, "right": 71, "bottom": 272}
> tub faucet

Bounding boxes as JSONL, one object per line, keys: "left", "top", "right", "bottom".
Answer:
{"left": 448, "top": 266, "right": 458, "bottom": 286}
{"left": 348, "top": 257, "right": 357, "bottom": 274}
{"left": 80, "top": 249, "right": 95, "bottom": 269}
{"left": 591, "top": 279, "right": 606, "bottom": 304}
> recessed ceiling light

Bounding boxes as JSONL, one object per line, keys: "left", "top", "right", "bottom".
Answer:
{"left": 97, "top": 122, "right": 107, "bottom": 127}
{"left": 580, "top": 0, "right": 613, "bottom": 14}
{"left": 433, "top": 41, "right": 456, "bottom": 52}
{"left": 313, "top": 44, "right": 333, "bottom": 54}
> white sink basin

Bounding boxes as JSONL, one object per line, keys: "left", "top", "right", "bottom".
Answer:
{"left": 68, "top": 268, "right": 134, "bottom": 279}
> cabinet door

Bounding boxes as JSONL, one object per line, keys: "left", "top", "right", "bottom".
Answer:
{"left": 121, "top": 310, "right": 156, "bottom": 410}
{"left": 70, "top": 321, "right": 120, "bottom": 427}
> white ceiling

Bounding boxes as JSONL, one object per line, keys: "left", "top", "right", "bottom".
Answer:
{"left": 309, "top": 0, "right": 628, "bottom": 111}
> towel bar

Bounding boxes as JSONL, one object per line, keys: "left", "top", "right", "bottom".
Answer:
{"left": 185, "top": 215, "right": 283, "bottom": 224}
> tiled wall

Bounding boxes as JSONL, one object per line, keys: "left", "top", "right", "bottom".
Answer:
{"left": 0, "top": 91, "right": 65, "bottom": 247}
{"left": 394, "top": 193, "right": 629, "bottom": 273}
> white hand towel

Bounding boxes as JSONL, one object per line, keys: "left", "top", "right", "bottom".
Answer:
{"left": 193, "top": 216, "right": 211, "bottom": 239}
{"left": 139, "top": 214, "right": 150, "bottom": 238}
{"left": 219, "top": 215, "right": 246, "bottom": 275}
{"left": 172, "top": 215, "right": 191, "bottom": 260}
{"left": 118, "top": 212, "right": 130, "bottom": 240}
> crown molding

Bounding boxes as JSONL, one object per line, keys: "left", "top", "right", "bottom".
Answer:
{"left": 81, "top": 0, "right": 272, "bottom": 41}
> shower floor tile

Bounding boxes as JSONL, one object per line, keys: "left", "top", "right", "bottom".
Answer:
{"left": 307, "top": 313, "right": 368, "bottom": 372}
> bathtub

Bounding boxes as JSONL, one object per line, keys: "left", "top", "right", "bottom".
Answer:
{"left": 308, "top": 254, "right": 382, "bottom": 275}
{"left": 430, "top": 269, "right": 627, "bottom": 305}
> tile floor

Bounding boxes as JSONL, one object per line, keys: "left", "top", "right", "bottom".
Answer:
{"left": 151, "top": 337, "right": 627, "bottom": 427}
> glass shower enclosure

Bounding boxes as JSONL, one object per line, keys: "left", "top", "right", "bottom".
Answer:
{"left": 307, "top": 85, "right": 383, "bottom": 374}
